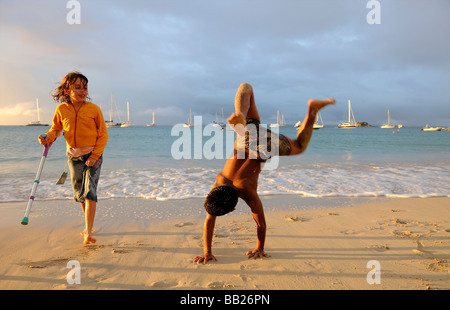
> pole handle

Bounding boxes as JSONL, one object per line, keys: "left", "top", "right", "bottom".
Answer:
{"left": 39, "top": 133, "right": 52, "bottom": 156}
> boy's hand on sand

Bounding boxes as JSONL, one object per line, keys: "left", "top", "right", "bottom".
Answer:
{"left": 227, "top": 112, "right": 246, "bottom": 136}
{"left": 193, "top": 253, "right": 217, "bottom": 265}
{"left": 246, "top": 248, "right": 270, "bottom": 260}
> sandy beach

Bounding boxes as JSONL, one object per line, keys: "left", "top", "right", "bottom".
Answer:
{"left": 0, "top": 196, "right": 448, "bottom": 291}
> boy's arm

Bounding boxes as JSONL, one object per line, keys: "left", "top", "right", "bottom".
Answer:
{"left": 43, "top": 108, "right": 63, "bottom": 144}
{"left": 243, "top": 191, "right": 269, "bottom": 259}
{"left": 90, "top": 106, "right": 109, "bottom": 161}
{"left": 193, "top": 213, "right": 217, "bottom": 264}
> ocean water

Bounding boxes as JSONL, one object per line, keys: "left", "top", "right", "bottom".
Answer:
{"left": 0, "top": 125, "right": 449, "bottom": 203}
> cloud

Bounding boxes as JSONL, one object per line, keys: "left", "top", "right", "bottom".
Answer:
{"left": 0, "top": 101, "right": 37, "bottom": 125}
{"left": 0, "top": 0, "right": 449, "bottom": 126}
{"left": 0, "top": 101, "right": 34, "bottom": 116}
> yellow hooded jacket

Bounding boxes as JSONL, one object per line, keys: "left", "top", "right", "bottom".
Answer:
{"left": 46, "top": 102, "right": 108, "bottom": 160}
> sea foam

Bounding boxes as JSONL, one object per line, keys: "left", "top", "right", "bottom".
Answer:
{"left": 2, "top": 163, "right": 449, "bottom": 203}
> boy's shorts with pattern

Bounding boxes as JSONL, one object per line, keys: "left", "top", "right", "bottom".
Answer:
{"left": 241, "top": 118, "right": 292, "bottom": 159}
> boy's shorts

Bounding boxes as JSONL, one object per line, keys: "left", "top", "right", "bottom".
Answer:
{"left": 242, "top": 118, "right": 292, "bottom": 159}
{"left": 67, "top": 153, "right": 102, "bottom": 203}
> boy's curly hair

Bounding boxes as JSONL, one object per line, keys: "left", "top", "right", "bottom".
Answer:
{"left": 204, "top": 185, "right": 238, "bottom": 216}
{"left": 52, "top": 71, "right": 90, "bottom": 103}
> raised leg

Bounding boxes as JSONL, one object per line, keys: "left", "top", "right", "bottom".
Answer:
{"left": 288, "top": 98, "right": 335, "bottom": 155}
{"left": 228, "top": 83, "right": 260, "bottom": 136}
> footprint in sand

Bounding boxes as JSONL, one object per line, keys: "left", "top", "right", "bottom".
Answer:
{"left": 340, "top": 229, "right": 361, "bottom": 235}
{"left": 425, "top": 258, "right": 449, "bottom": 273}
{"left": 235, "top": 274, "right": 253, "bottom": 282}
{"left": 26, "top": 264, "right": 46, "bottom": 269}
{"left": 391, "top": 218, "right": 408, "bottom": 226}
{"left": 214, "top": 234, "right": 229, "bottom": 238}
{"left": 207, "top": 281, "right": 235, "bottom": 289}
{"left": 175, "top": 222, "right": 195, "bottom": 227}
{"left": 391, "top": 230, "right": 422, "bottom": 238}
{"left": 82, "top": 244, "right": 104, "bottom": 252}
{"left": 135, "top": 241, "right": 148, "bottom": 247}
{"left": 111, "top": 248, "right": 132, "bottom": 254}
{"left": 24, "top": 257, "right": 69, "bottom": 269}
{"left": 367, "top": 244, "right": 390, "bottom": 252}
{"left": 149, "top": 280, "right": 178, "bottom": 288}
{"left": 285, "top": 216, "right": 305, "bottom": 222}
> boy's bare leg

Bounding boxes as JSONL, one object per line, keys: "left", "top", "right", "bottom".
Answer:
{"left": 290, "top": 98, "right": 335, "bottom": 155}
{"left": 80, "top": 202, "right": 86, "bottom": 235}
{"left": 228, "top": 83, "right": 259, "bottom": 136}
{"left": 81, "top": 200, "right": 97, "bottom": 244}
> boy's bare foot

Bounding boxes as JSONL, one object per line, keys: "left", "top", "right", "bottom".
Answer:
{"left": 228, "top": 112, "right": 245, "bottom": 127}
{"left": 83, "top": 232, "right": 96, "bottom": 244}
{"left": 80, "top": 229, "right": 95, "bottom": 236}
{"left": 227, "top": 112, "right": 246, "bottom": 136}
{"left": 308, "top": 98, "right": 336, "bottom": 111}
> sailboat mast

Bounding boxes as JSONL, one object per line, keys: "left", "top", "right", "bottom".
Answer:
{"left": 36, "top": 98, "right": 40, "bottom": 122}
{"left": 110, "top": 93, "right": 113, "bottom": 122}
{"left": 127, "top": 101, "right": 130, "bottom": 122}
{"left": 348, "top": 100, "right": 351, "bottom": 123}
{"left": 351, "top": 107, "right": 355, "bottom": 124}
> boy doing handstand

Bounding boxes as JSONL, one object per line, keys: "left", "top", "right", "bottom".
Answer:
{"left": 193, "top": 83, "right": 335, "bottom": 264}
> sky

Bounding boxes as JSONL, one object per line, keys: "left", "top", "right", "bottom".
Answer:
{"left": 0, "top": 0, "right": 449, "bottom": 127}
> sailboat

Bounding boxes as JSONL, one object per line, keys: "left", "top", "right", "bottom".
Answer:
{"left": 338, "top": 100, "right": 356, "bottom": 128}
{"left": 212, "top": 107, "right": 226, "bottom": 128}
{"left": 212, "top": 112, "right": 221, "bottom": 127}
{"left": 106, "top": 93, "right": 121, "bottom": 127}
{"left": 380, "top": 109, "right": 395, "bottom": 129}
{"left": 183, "top": 108, "right": 195, "bottom": 127}
{"left": 421, "top": 125, "right": 442, "bottom": 131}
{"left": 121, "top": 101, "right": 134, "bottom": 127}
{"left": 294, "top": 120, "right": 302, "bottom": 128}
{"left": 269, "top": 110, "right": 284, "bottom": 127}
{"left": 212, "top": 112, "right": 226, "bottom": 128}
{"left": 146, "top": 111, "right": 156, "bottom": 127}
{"left": 313, "top": 111, "right": 324, "bottom": 129}
{"left": 26, "top": 98, "right": 49, "bottom": 126}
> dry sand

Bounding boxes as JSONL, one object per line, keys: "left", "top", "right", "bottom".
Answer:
{"left": 0, "top": 196, "right": 448, "bottom": 291}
